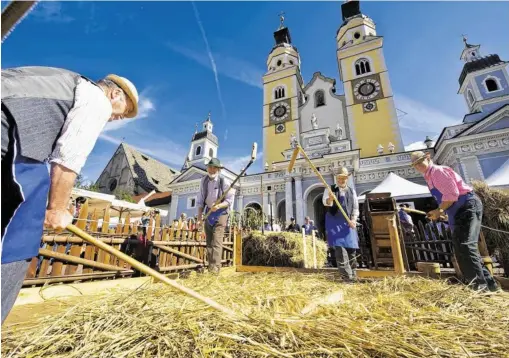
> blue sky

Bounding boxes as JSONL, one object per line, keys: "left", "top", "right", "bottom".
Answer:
{"left": 2, "top": 1, "right": 509, "bottom": 182}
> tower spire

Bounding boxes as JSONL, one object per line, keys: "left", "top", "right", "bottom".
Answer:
{"left": 278, "top": 11, "right": 285, "bottom": 29}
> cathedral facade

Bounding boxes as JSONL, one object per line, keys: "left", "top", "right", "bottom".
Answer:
{"left": 164, "top": 0, "right": 509, "bottom": 228}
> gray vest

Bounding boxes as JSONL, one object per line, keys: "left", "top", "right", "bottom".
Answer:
{"left": 1, "top": 66, "right": 93, "bottom": 162}
{"left": 329, "top": 184, "right": 354, "bottom": 219}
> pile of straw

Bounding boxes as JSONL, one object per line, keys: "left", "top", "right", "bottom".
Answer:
{"left": 242, "top": 231, "right": 328, "bottom": 268}
{"left": 3, "top": 273, "right": 508, "bottom": 357}
{"left": 473, "top": 181, "right": 509, "bottom": 276}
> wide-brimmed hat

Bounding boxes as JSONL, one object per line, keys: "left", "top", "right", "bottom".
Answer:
{"left": 207, "top": 158, "right": 223, "bottom": 168}
{"left": 335, "top": 166, "right": 350, "bottom": 178}
{"left": 410, "top": 151, "right": 428, "bottom": 166}
{"left": 105, "top": 74, "right": 139, "bottom": 118}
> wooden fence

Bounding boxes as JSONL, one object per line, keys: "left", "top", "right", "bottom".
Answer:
{"left": 23, "top": 199, "right": 234, "bottom": 287}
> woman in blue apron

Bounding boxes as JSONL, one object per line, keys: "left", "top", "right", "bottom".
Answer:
{"left": 322, "top": 167, "right": 359, "bottom": 282}
{"left": 410, "top": 151, "right": 499, "bottom": 292}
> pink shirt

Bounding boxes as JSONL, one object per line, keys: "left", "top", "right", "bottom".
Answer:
{"left": 424, "top": 164, "right": 472, "bottom": 202}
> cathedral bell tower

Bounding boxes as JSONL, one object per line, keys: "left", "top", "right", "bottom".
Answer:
{"left": 184, "top": 112, "right": 219, "bottom": 170}
{"left": 336, "top": 0, "right": 403, "bottom": 158}
{"left": 263, "top": 13, "right": 306, "bottom": 166}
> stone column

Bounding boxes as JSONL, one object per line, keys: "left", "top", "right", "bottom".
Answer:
{"left": 262, "top": 192, "right": 269, "bottom": 218}
{"left": 285, "top": 177, "right": 294, "bottom": 224}
{"left": 269, "top": 192, "right": 277, "bottom": 220}
{"left": 294, "top": 176, "right": 304, "bottom": 225}
{"left": 237, "top": 195, "right": 244, "bottom": 213}
{"left": 169, "top": 194, "right": 179, "bottom": 223}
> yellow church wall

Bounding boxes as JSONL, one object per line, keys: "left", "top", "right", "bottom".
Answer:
{"left": 263, "top": 120, "right": 299, "bottom": 165}
{"left": 339, "top": 48, "right": 385, "bottom": 82}
{"left": 349, "top": 98, "right": 401, "bottom": 158}
{"left": 263, "top": 76, "right": 297, "bottom": 127}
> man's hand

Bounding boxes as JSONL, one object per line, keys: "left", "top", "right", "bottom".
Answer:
{"left": 210, "top": 204, "right": 220, "bottom": 212}
{"left": 326, "top": 197, "right": 333, "bottom": 205}
{"left": 44, "top": 209, "right": 73, "bottom": 232}
{"left": 427, "top": 209, "right": 442, "bottom": 221}
{"left": 348, "top": 220, "right": 356, "bottom": 229}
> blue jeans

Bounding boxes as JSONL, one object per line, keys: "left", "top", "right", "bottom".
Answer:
{"left": 452, "top": 195, "right": 497, "bottom": 289}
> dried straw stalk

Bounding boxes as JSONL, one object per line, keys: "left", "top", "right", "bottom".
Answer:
{"left": 3, "top": 273, "right": 508, "bottom": 357}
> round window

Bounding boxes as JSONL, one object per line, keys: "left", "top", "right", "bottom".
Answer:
{"left": 354, "top": 32, "right": 361, "bottom": 39}
{"left": 277, "top": 60, "right": 282, "bottom": 66}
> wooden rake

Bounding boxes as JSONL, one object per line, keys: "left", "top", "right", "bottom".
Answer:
{"left": 287, "top": 144, "right": 350, "bottom": 222}
{"left": 66, "top": 224, "right": 244, "bottom": 320}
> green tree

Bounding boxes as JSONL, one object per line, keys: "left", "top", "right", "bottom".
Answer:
{"left": 113, "top": 188, "right": 136, "bottom": 203}
{"left": 74, "top": 174, "right": 100, "bottom": 192}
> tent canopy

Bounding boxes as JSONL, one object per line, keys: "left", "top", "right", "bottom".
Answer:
{"left": 358, "top": 172, "right": 431, "bottom": 202}
{"left": 485, "top": 158, "right": 509, "bottom": 188}
{"left": 71, "top": 188, "right": 168, "bottom": 217}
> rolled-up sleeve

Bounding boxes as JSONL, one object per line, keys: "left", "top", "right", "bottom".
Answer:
{"left": 49, "top": 79, "right": 112, "bottom": 174}
{"left": 351, "top": 187, "right": 359, "bottom": 220}
{"left": 322, "top": 188, "right": 332, "bottom": 207}
{"left": 196, "top": 177, "right": 205, "bottom": 209}
{"left": 222, "top": 179, "right": 234, "bottom": 206}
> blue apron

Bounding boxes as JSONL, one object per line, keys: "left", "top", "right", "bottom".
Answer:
{"left": 427, "top": 179, "right": 472, "bottom": 232}
{"left": 1, "top": 156, "right": 50, "bottom": 264}
{"left": 325, "top": 194, "right": 359, "bottom": 249}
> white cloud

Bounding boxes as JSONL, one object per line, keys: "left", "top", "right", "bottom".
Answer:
{"left": 191, "top": 1, "right": 226, "bottom": 118}
{"left": 32, "top": 2, "right": 74, "bottom": 23}
{"left": 395, "top": 93, "right": 459, "bottom": 133}
{"left": 222, "top": 151, "right": 263, "bottom": 173}
{"left": 102, "top": 94, "right": 155, "bottom": 132}
{"left": 166, "top": 43, "right": 264, "bottom": 89}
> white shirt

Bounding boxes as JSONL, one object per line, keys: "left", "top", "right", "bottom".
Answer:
{"left": 49, "top": 78, "right": 112, "bottom": 174}
{"left": 322, "top": 185, "right": 359, "bottom": 221}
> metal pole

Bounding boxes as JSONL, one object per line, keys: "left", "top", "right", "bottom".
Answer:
{"left": 270, "top": 202, "right": 274, "bottom": 231}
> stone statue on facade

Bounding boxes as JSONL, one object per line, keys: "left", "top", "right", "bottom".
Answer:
{"left": 311, "top": 113, "right": 318, "bottom": 130}
{"left": 335, "top": 122, "right": 343, "bottom": 139}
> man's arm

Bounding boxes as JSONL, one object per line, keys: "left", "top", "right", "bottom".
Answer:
{"left": 215, "top": 178, "right": 234, "bottom": 210}
{"left": 323, "top": 188, "right": 333, "bottom": 206}
{"left": 350, "top": 187, "right": 359, "bottom": 222}
{"left": 46, "top": 79, "right": 112, "bottom": 229}
{"left": 431, "top": 168, "right": 459, "bottom": 212}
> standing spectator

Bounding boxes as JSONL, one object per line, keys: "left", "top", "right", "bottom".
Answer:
{"left": 286, "top": 217, "right": 301, "bottom": 232}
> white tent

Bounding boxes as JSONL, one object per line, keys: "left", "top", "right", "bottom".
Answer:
{"left": 358, "top": 172, "right": 431, "bottom": 202}
{"left": 485, "top": 158, "right": 509, "bottom": 189}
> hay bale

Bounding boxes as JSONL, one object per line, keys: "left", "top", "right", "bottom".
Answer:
{"left": 473, "top": 181, "right": 509, "bottom": 276}
{"left": 2, "top": 273, "right": 509, "bottom": 357}
{"left": 242, "top": 231, "right": 328, "bottom": 268}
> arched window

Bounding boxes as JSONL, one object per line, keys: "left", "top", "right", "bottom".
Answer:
{"left": 314, "top": 90, "right": 325, "bottom": 107}
{"left": 209, "top": 148, "right": 214, "bottom": 157}
{"left": 467, "top": 90, "right": 475, "bottom": 105}
{"left": 485, "top": 78, "right": 499, "bottom": 92}
{"left": 274, "top": 86, "right": 285, "bottom": 100}
{"left": 195, "top": 145, "right": 202, "bottom": 156}
{"left": 355, "top": 58, "right": 371, "bottom": 76}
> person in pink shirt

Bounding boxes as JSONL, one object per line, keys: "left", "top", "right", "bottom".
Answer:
{"left": 410, "top": 151, "right": 499, "bottom": 292}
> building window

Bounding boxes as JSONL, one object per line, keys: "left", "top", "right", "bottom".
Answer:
{"left": 314, "top": 90, "right": 325, "bottom": 107}
{"left": 354, "top": 32, "right": 361, "bottom": 39}
{"left": 209, "top": 148, "right": 214, "bottom": 157}
{"left": 467, "top": 89, "right": 475, "bottom": 105}
{"left": 277, "top": 60, "right": 282, "bottom": 67}
{"left": 152, "top": 178, "right": 159, "bottom": 185}
{"left": 187, "top": 196, "right": 197, "bottom": 209}
{"left": 195, "top": 145, "right": 202, "bottom": 156}
{"left": 108, "top": 178, "right": 118, "bottom": 192}
{"left": 485, "top": 78, "right": 499, "bottom": 92}
{"left": 355, "top": 58, "right": 371, "bottom": 76}
{"left": 274, "top": 86, "right": 285, "bottom": 100}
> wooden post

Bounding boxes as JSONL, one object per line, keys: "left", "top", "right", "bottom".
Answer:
{"left": 387, "top": 217, "right": 405, "bottom": 274}
{"left": 234, "top": 227, "right": 242, "bottom": 267}
{"left": 479, "top": 231, "right": 494, "bottom": 275}
{"left": 312, "top": 230, "right": 317, "bottom": 269}
{"left": 302, "top": 227, "right": 308, "bottom": 269}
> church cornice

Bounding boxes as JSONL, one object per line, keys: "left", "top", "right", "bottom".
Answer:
{"left": 456, "top": 104, "right": 509, "bottom": 137}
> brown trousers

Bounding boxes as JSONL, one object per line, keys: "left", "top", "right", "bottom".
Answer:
{"left": 204, "top": 214, "right": 228, "bottom": 270}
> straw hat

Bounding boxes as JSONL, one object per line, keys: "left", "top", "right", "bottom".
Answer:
{"left": 105, "top": 74, "right": 139, "bottom": 118}
{"left": 410, "top": 151, "right": 428, "bottom": 166}
{"left": 207, "top": 158, "right": 223, "bottom": 168}
{"left": 335, "top": 166, "right": 350, "bottom": 178}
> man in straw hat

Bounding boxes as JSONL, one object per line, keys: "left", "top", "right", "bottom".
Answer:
{"left": 410, "top": 151, "right": 500, "bottom": 292}
{"left": 1, "top": 66, "right": 140, "bottom": 322}
{"left": 197, "top": 158, "right": 234, "bottom": 274}
{"left": 322, "top": 166, "right": 359, "bottom": 282}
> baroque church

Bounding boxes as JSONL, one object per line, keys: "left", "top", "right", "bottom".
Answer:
{"left": 97, "top": 1, "right": 509, "bottom": 229}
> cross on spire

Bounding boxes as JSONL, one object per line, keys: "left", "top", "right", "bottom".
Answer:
{"left": 462, "top": 34, "right": 468, "bottom": 45}
{"left": 278, "top": 11, "right": 285, "bottom": 29}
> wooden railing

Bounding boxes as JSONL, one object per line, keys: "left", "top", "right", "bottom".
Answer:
{"left": 23, "top": 199, "right": 234, "bottom": 286}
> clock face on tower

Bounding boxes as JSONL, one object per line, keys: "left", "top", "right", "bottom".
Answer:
{"left": 351, "top": 74, "right": 383, "bottom": 104}
{"left": 269, "top": 100, "right": 291, "bottom": 124}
